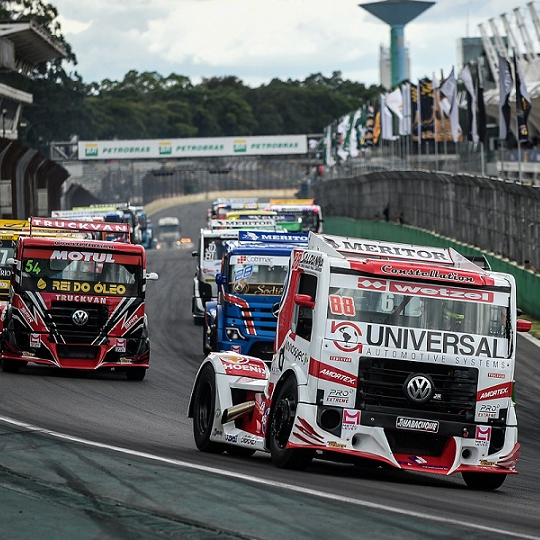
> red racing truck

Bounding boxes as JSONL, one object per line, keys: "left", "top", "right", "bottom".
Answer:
{"left": 0, "top": 218, "right": 158, "bottom": 380}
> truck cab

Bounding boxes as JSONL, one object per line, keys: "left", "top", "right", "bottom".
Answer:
{"left": 0, "top": 218, "right": 158, "bottom": 380}
{"left": 203, "top": 230, "right": 308, "bottom": 360}
{"left": 189, "top": 233, "right": 531, "bottom": 490}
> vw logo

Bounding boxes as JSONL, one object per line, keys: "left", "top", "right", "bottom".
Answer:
{"left": 72, "top": 309, "right": 89, "bottom": 326}
{"left": 404, "top": 373, "right": 434, "bottom": 404}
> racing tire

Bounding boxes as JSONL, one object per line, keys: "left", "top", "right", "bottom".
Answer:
{"left": 1, "top": 359, "right": 25, "bottom": 373}
{"left": 126, "top": 367, "right": 146, "bottom": 381}
{"left": 268, "top": 376, "right": 314, "bottom": 470}
{"left": 462, "top": 472, "right": 507, "bottom": 491}
{"left": 192, "top": 364, "right": 225, "bottom": 454}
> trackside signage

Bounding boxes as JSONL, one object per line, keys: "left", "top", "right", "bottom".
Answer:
{"left": 78, "top": 135, "right": 308, "bottom": 160}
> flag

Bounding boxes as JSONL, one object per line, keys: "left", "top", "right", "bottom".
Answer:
{"left": 440, "top": 67, "right": 461, "bottom": 143}
{"left": 419, "top": 78, "right": 435, "bottom": 140}
{"left": 400, "top": 82, "right": 412, "bottom": 135}
{"left": 477, "top": 65, "right": 487, "bottom": 144}
{"left": 459, "top": 64, "right": 478, "bottom": 144}
{"left": 322, "top": 123, "right": 336, "bottom": 167}
{"left": 348, "top": 109, "right": 362, "bottom": 157}
{"left": 381, "top": 94, "right": 395, "bottom": 141}
{"left": 337, "top": 114, "right": 351, "bottom": 161}
{"left": 514, "top": 50, "right": 531, "bottom": 143}
{"left": 411, "top": 82, "right": 421, "bottom": 141}
{"left": 385, "top": 87, "right": 403, "bottom": 120}
{"left": 498, "top": 54, "right": 513, "bottom": 141}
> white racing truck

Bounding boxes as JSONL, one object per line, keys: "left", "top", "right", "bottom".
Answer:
{"left": 156, "top": 217, "right": 181, "bottom": 249}
{"left": 189, "top": 233, "right": 532, "bottom": 490}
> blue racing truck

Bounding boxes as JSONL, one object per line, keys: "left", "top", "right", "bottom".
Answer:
{"left": 203, "top": 230, "right": 307, "bottom": 360}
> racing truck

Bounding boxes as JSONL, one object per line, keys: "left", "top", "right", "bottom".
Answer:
{"left": 189, "top": 233, "right": 531, "bottom": 490}
{"left": 203, "top": 230, "right": 308, "bottom": 360}
{"left": 0, "top": 220, "right": 29, "bottom": 302}
{"left": 0, "top": 218, "right": 158, "bottom": 380}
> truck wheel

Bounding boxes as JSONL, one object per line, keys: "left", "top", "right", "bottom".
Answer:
{"left": 462, "top": 472, "right": 507, "bottom": 491}
{"left": 268, "top": 376, "right": 314, "bottom": 470}
{"left": 126, "top": 367, "right": 146, "bottom": 381}
{"left": 192, "top": 364, "right": 225, "bottom": 454}
{"left": 1, "top": 359, "right": 25, "bottom": 373}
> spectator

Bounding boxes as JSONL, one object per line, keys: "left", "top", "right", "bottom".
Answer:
{"left": 383, "top": 204, "right": 390, "bottom": 222}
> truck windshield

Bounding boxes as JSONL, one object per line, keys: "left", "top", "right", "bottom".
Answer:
{"left": 203, "top": 238, "right": 226, "bottom": 262}
{"left": 327, "top": 282, "right": 510, "bottom": 339}
{"left": 228, "top": 259, "right": 289, "bottom": 295}
{"left": 19, "top": 252, "right": 142, "bottom": 296}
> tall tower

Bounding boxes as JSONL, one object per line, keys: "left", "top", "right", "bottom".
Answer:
{"left": 360, "top": 1, "right": 435, "bottom": 87}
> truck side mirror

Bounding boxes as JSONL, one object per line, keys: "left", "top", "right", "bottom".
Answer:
{"left": 6, "top": 257, "right": 16, "bottom": 266}
{"left": 516, "top": 319, "right": 532, "bottom": 332}
{"left": 146, "top": 272, "right": 159, "bottom": 281}
{"left": 192, "top": 250, "right": 199, "bottom": 257}
{"left": 294, "top": 293, "right": 315, "bottom": 310}
{"left": 216, "top": 273, "right": 225, "bottom": 285}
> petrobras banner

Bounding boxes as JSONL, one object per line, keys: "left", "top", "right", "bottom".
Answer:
{"left": 78, "top": 135, "right": 308, "bottom": 160}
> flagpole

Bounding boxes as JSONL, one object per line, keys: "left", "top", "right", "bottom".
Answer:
{"left": 517, "top": 114, "right": 522, "bottom": 183}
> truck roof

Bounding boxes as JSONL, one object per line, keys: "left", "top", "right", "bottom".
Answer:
{"left": 225, "top": 230, "right": 308, "bottom": 255}
{"left": 158, "top": 217, "right": 179, "bottom": 226}
{"left": 18, "top": 235, "right": 146, "bottom": 256}
{"left": 306, "top": 233, "right": 508, "bottom": 288}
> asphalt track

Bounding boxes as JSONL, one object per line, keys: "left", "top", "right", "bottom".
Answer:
{"left": 0, "top": 199, "right": 539, "bottom": 540}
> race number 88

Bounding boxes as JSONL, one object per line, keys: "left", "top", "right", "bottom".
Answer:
{"left": 329, "top": 295, "right": 355, "bottom": 316}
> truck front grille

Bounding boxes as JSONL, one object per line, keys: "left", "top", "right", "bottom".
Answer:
{"left": 356, "top": 358, "right": 478, "bottom": 422}
{"left": 49, "top": 302, "right": 109, "bottom": 343}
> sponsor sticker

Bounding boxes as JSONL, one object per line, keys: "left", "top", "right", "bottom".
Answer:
{"left": 115, "top": 338, "right": 126, "bottom": 353}
{"left": 475, "top": 425, "right": 492, "bottom": 446}
{"left": 342, "top": 409, "right": 361, "bottom": 431}
{"left": 396, "top": 416, "right": 439, "bottom": 433}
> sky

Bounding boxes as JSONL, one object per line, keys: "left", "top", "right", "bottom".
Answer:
{"left": 50, "top": 0, "right": 539, "bottom": 87}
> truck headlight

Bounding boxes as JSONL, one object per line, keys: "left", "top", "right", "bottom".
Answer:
{"left": 226, "top": 327, "right": 245, "bottom": 341}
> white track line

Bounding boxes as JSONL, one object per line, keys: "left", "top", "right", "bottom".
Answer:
{"left": 0, "top": 415, "right": 537, "bottom": 540}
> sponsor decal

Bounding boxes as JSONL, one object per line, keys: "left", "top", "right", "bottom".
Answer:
{"left": 232, "top": 255, "right": 273, "bottom": 265}
{"left": 212, "top": 429, "right": 223, "bottom": 438}
{"left": 285, "top": 339, "right": 309, "bottom": 365}
{"left": 50, "top": 281, "right": 127, "bottom": 296}
{"left": 330, "top": 320, "right": 363, "bottom": 353}
{"left": 396, "top": 417, "right": 439, "bottom": 433}
{"left": 477, "top": 382, "right": 512, "bottom": 401}
{"left": 381, "top": 264, "right": 475, "bottom": 283}
{"left": 389, "top": 281, "right": 494, "bottom": 303}
{"left": 324, "top": 388, "right": 354, "bottom": 406}
{"left": 225, "top": 434, "right": 238, "bottom": 443}
{"left": 158, "top": 142, "right": 172, "bottom": 155}
{"left": 51, "top": 250, "right": 116, "bottom": 263}
{"left": 240, "top": 436, "right": 257, "bottom": 445}
{"left": 220, "top": 356, "right": 266, "bottom": 378}
{"left": 357, "top": 278, "right": 387, "bottom": 291}
{"left": 322, "top": 237, "right": 454, "bottom": 263}
{"left": 475, "top": 425, "right": 492, "bottom": 447}
{"left": 327, "top": 441, "right": 346, "bottom": 448}
{"left": 299, "top": 252, "right": 324, "bottom": 272}
{"left": 309, "top": 359, "right": 357, "bottom": 388}
{"left": 30, "top": 333, "right": 41, "bottom": 348}
{"left": 115, "top": 338, "right": 126, "bottom": 353}
{"left": 488, "top": 372, "right": 506, "bottom": 379}
{"left": 342, "top": 409, "right": 361, "bottom": 431}
{"left": 231, "top": 345, "right": 241, "bottom": 353}
{"left": 364, "top": 325, "right": 506, "bottom": 358}
{"left": 329, "top": 355, "right": 353, "bottom": 363}
{"left": 54, "top": 294, "right": 107, "bottom": 304}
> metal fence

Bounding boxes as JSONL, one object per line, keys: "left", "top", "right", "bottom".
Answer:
{"left": 312, "top": 169, "right": 540, "bottom": 271}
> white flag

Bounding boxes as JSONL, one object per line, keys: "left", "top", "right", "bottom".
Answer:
{"left": 498, "top": 54, "right": 513, "bottom": 140}
{"left": 381, "top": 94, "right": 395, "bottom": 141}
{"left": 440, "top": 67, "right": 461, "bottom": 143}
{"left": 385, "top": 87, "right": 403, "bottom": 120}
{"left": 400, "top": 82, "right": 412, "bottom": 135}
